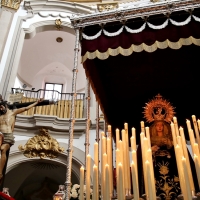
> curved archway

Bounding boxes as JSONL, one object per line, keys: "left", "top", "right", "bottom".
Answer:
{"left": 5, "top": 141, "right": 90, "bottom": 198}
{"left": 2, "top": 8, "right": 84, "bottom": 99}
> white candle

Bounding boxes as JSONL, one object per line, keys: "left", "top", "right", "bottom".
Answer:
{"left": 132, "top": 127, "right": 136, "bottom": 137}
{"left": 102, "top": 136, "right": 106, "bottom": 154}
{"left": 147, "top": 149, "right": 156, "bottom": 200}
{"left": 124, "top": 123, "right": 128, "bottom": 131}
{"left": 124, "top": 125, "right": 131, "bottom": 192}
{"left": 131, "top": 161, "right": 139, "bottom": 200}
{"left": 116, "top": 149, "right": 120, "bottom": 170}
{"left": 132, "top": 150, "right": 138, "bottom": 187}
{"left": 192, "top": 115, "right": 200, "bottom": 147}
{"left": 175, "top": 145, "right": 187, "bottom": 198}
{"left": 189, "top": 129, "right": 196, "bottom": 156}
{"left": 116, "top": 129, "right": 120, "bottom": 149}
{"left": 105, "top": 164, "right": 111, "bottom": 200}
{"left": 94, "top": 142, "right": 98, "bottom": 167}
{"left": 140, "top": 135, "right": 148, "bottom": 197}
{"left": 179, "top": 127, "right": 195, "bottom": 193}
{"left": 103, "top": 153, "right": 108, "bottom": 197}
{"left": 107, "top": 137, "right": 113, "bottom": 196}
{"left": 146, "top": 160, "right": 154, "bottom": 200}
{"left": 145, "top": 127, "right": 151, "bottom": 149}
{"left": 186, "top": 119, "right": 192, "bottom": 133}
{"left": 117, "top": 163, "right": 125, "bottom": 200}
{"left": 140, "top": 121, "right": 145, "bottom": 134}
{"left": 118, "top": 140, "right": 125, "bottom": 190}
{"left": 92, "top": 165, "right": 99, "bottom": 200}
{"left": 194, "top": 155, "right": 200, "bottom": 188}
{"left": 118, "top": 140, "right": 123, "bottom": 164}
{"left": 101, "top": 134, "right": 106, "bottom": 199}
{"left": 182, "top": 157, "right": 192, "bottom": 200}
{"left": 197, "top": 119, "right": 200, "bottom": 132}
{"left": 79, "top": 166, "right": 84, "bottom": 200}
{"left": 122, "top": 129, "right": 128, "bottom": 194}
{"left": 173, "top": 116, "right": 179, "bottom": 137}
{"left": 108, "top": 125, "right": 111, "bottom": 133}
{"left": 86, "top": 154, "right": 91, "bottom": 200}
{"left": 131, "top": 136, "right": 135, "bottom": 151}
{"left": 170, "top": 123, "right": 177, "bottom": 146}
{"left": 194, "top": 143, "right": 200, "bottom": 158}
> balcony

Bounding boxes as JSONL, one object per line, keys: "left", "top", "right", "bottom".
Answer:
{"left": 11, "top": 88, "right": 85, "bottom": 118}
{"left": 10, "top": 88, "right": 87, "bottom": 138}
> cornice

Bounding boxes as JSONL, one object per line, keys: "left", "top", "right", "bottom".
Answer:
{"left": 70, "top": 0, "right": 200, "bottom": 28}
{"left": 23, "top": 0, "right": 96, "bottom": 15}
{"left": 14, "top": 114, "right": 87, "bottom": 139}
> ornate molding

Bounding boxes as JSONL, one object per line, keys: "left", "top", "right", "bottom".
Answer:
{"left": 18, "top": 128, "right": 64, "bottom": 159}
{"left": 1, "top": 0, "right": 22, "bottom": 10}
{"left": 97, "top": 2, "right": 119, "bottom": 12}
{"left": 23, "top": 20, "right": 73, "bottom": 39}
{"left": 70, "top": 0, "right": 200, "bottom": 28}
{"left": 14, "top": 114, "right": 86, "bottom": 139}
{"left": 23, "top": 0, "right": 96, "bottom": 15}
{"left": 24, "top": 1, "right": 32, "bottom": 13}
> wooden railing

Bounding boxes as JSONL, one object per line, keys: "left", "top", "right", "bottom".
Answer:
{"left": 11, "top": 88, "right": 85, "bottom": 118}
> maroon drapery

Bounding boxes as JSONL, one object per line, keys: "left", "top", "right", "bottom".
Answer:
{"left": 81, "top": 19, "right": 200, "bottom": 143}
{"left": 81, "top": 20, "right": 200, "bottom": 55}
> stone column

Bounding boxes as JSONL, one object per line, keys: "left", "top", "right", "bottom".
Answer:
{"left": 0, "top": 0, "right": 22, "bottom": 61}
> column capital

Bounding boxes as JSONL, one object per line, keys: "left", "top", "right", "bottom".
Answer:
{"left": 1, "top": 0, "right": 22, "bottom": 10}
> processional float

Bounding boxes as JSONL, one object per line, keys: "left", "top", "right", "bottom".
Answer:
{"left": 64, "top": 0, "right": 200, "bottom": 199}
{"left": 70, "top": 94, "right": 200, "bottom": 200}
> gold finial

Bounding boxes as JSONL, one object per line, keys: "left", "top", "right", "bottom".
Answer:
{"left": 55, "top": 19, "right": 62, "bottom": 30}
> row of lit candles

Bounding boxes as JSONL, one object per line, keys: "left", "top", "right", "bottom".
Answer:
{"left": 78, "top": 115, "right": 200, "bottom": 200}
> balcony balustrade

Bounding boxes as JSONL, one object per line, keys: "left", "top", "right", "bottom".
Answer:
{"left": 10, "top": 88, "right": 85, "bottom": 119}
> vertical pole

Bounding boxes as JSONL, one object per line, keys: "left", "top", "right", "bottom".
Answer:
{"left": 84, "top": 78, "right": 90, "bottom": 184}
{"left": 65, "top": 28, "right": 80, "bottom": 200}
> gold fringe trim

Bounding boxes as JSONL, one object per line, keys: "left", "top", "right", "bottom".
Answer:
{"left": 82, "top": 36, "right": 200, "bottom": 63}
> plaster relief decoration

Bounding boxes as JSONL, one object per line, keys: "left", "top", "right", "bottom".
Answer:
{"left": 97, "top": 2, "right": 118, "bottom": 12}
{"left": 18, "top": 128, "right": 64, "bottom": 159}
{"left": 1, "top": 0, "right": 22, "bottom": 10}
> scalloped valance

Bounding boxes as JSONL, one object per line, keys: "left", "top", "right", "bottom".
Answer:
{"left": 82, "top": 15, "right": 200, "bottom": 40}
{"left": 82, "top": 36, "right": 200, "bottom": 63}
{"left": 81, "top": 20, "right": 200, "bottom": 62}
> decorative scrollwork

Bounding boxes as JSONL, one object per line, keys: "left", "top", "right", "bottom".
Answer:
{"left": 18, "top": 128, "right": 64, "bottom": 159}
{"left": 1, "top": 0, "right": 22, "bottom": 10}
{"left": 97, "top": 3, "right": 118, "bottom": 12}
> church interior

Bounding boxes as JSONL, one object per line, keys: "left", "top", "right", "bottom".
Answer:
{"left": 0, "top": 0, "right": 200, "bottom": 199}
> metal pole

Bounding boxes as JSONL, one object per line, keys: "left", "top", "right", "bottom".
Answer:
{"left": 84, "top": 78, "right": 90, "bottom": 184}
{"left": 65, "top": 28, "right": 80, "bottom": 200}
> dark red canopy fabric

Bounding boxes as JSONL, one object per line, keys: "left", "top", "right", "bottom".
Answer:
{"left": 81, "top": 17, "right": 200, "bottom": 143}
{"left": 81, "top": 20, "right": 200, "bottom": 56}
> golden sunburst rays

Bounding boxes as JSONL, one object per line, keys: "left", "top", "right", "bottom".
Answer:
{"left": 143, "top": 94, "right": 175, "bottom": 123}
